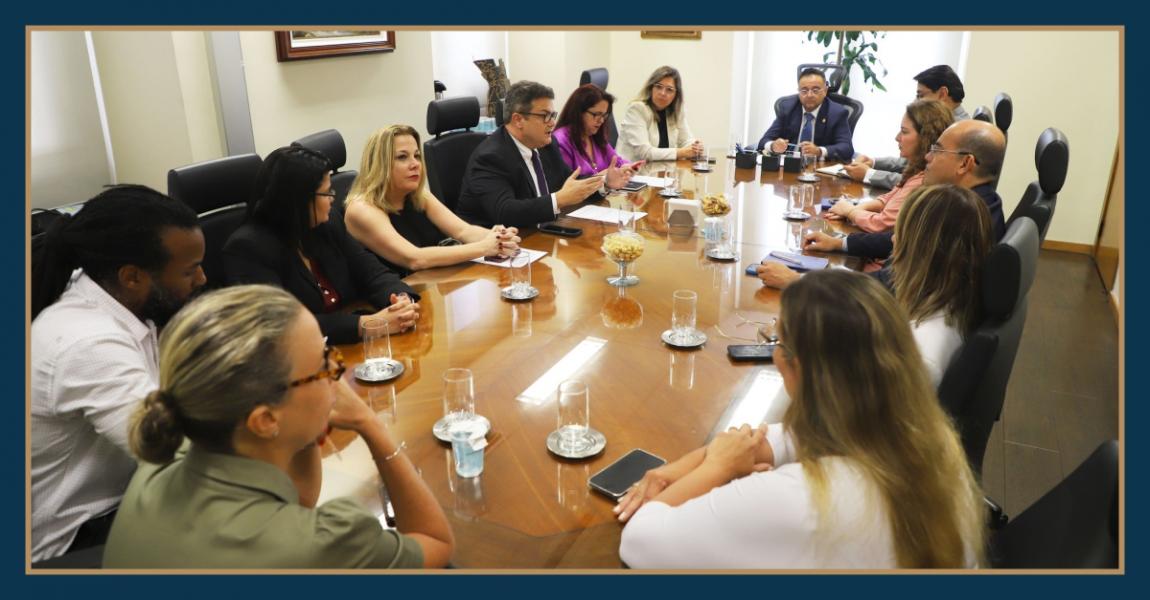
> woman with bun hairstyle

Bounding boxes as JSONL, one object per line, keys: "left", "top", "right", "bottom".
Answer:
{"left": 103, "top": 285, "right": 453, "bottom": 568}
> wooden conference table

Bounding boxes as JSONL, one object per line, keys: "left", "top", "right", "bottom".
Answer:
{"left": 320, "top": 158, "right": 874, "bottom": 568}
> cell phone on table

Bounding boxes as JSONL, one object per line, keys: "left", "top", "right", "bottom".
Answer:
{"left": 619, "top": 180, "right": 648, "bottom": 193}
{"left": 588, "top": 449, "right": 666, "bottom": 499}
{"left": 537, "top": 222, "right": 583, "bottom": 237}
{"left": 727, "top": 344, "right": 775, "bottom": 362}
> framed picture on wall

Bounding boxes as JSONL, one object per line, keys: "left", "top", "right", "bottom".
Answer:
{"left": 640, "top": 31, "right": 702, "bottom": 40}
{"left": 274, "top": 31, "right": 396, "bottom": 62}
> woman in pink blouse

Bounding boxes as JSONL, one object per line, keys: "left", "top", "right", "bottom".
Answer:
{"left": 553, "top": 84, "right": 643, "bottom": 177}
{"left": 827, "top": 100, "right": 953, "bottom": 232}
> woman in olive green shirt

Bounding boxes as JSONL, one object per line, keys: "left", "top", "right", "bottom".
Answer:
{"left": 103, "top": 285, "right": 454, "bottom": 568}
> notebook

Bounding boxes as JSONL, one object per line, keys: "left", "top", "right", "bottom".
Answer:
{"left": 816, "top": 164, "right": 849, "bottom": 178}
{"left": 756, "top": 250, "right": 829, "bottom": 272}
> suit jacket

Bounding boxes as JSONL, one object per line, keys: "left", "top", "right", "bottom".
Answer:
{"left": 222, "top": 210, "right": 416, "bottom": 345}
{"left": 456, "top": 127, "right": 576, "bottom": 229}
{"left": 757, "top": 97, "right": 854, "bottom": 161}
{"left": 617, "top": 101, "right": 694, "bottom": 162}
{"left": 845, "top": 180, "right": 1008, "bottom": 260}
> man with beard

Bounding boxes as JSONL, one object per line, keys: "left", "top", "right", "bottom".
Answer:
{"left": 30, "top": 185, "right": 205, "bottom": 562}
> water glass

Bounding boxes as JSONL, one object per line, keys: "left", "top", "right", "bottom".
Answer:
{"left": 786, "top": 185, "right": 806, "bottom": 218}
{"left": 802, "top": 183, "right": 815, "bottom": 210}
{"left": 556, "top": 380, "right": 592, "bottom": 454}
{"left": 671, "top": 289, "right": 698, "bottom": 342}
{"left": 449, "top": 420, "right": 486, "bottom": 478}
{"left": 509, "top": 251, "right": 534, "bottom": 299}
{"left": 442, "top": 368, "right": 475, "bottom": 426}
{"left": 787, "top": 222, "right": 804, "bottom": 252}
{"left": 362, "top": 318, "right": 393, "bottom": 379}
{"left": 617, "top": 195, "right": 636, "bottom": 233}
{"left": 801, "top": 152, "right": 817, "bottom": 177}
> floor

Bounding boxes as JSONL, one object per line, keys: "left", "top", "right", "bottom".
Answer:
{"left": 979, "top": 250, "right": 1120, "bottom": 518}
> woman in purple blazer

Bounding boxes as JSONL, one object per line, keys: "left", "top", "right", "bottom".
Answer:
{"left": 553, "top": 84, "right": 643, "bottom": 176}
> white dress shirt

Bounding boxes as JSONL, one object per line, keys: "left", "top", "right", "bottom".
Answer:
{"left": 30, "top": 271, "right": 158, "bottom": 561}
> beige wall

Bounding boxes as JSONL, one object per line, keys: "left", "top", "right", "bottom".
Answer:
{"left": 238, "top": 31, "right": 436, "bottom": 173}
{"left": 505, "top": 31, "right": 613, "bottom": 116}
{"left": 964, "top": 30, "right": 1120, "bottom": 246}
{"left": 171, "top": 32, "right": 225, "bottom": 163}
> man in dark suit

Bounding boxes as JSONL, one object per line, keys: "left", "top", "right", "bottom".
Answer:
{"left": 456, "top": 80, "right": 634, "bottom": 229}
{"left": 756, "top": 68, "right": 855, "bottom": 162}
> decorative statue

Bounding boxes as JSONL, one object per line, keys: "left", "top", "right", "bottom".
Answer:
{"left": 474, "top": 58, "right": 510, "bottom": 120}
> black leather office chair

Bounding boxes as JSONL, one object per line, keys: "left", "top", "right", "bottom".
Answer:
{"left": 434, "top": 80, "right": 447, "bottom": 100}
{"left": 493, "top": 97, "right": 506, "bottom": 128}
{"left": 30, "top": 543, "right": 105, "bottom": 569}
{"left": 994, "top": 92, "right": 1014, "bottom": 139}
{"left": 167, "top": 153, "right": 262, "bottom": 290}
{"left": 579, "top": 67, "right": 619, "bottom": 148}
{"left": 937, "top": 216, "right": 1040, "bottom": 476}
{"left": 424, "top": 96, "right": 486, "bottom": 212}
{"left": 1007, "top": 128, "right": 1069, "bottom": 242}
{"left": 989, "top": 440, "right": 1119, "bottom": 568}
{"left": 972, "top": 105, "right": 994, "bottom": 124}
{"left": 292, "top": 129, "right": 357, "bottom": 215}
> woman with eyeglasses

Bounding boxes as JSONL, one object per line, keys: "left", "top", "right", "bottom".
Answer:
{"left": 344, "top": 125, "right": 521, "bottom": 277}
{"left": 617, "top": 270, "right": 985, "bottom": 569}
{"left": 223, "top": 146, "right": 419, "bottom": 345}
{"left": 103, "top": 285, "right": 454, "bottom": 568}
{"left": 617, "top": 66, "right": 703, "bottom": 162}
{"left": 824, "top": 99, "right": 954, "bottom": 232}
{"left": 553, "top": 84, "right": 644, "bottom": 176}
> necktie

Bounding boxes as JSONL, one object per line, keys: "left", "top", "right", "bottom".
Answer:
{"left": 531, "top": 150, "right": 550, "bottom": 197}
{"left": 800, "top": 113, "right": 814, "bottom": 145}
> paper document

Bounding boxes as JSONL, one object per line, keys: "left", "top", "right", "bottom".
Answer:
{"left": 470, "top": 248, "right": 548, "bottom": 268}
{"left": 567, "top": 205, "right": 648, "bottom": 224}
{"left": 816, "top": 164, "right": 848, "bottom": 178}
{"left": 630, "top": 175, "right": 673, "bottom": 187}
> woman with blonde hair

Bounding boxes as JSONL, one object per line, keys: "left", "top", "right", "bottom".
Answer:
{"left": 617, "top": 66, "right": 702, "bottom": 162}
{"left": 104, "top": 285, "right": 454, "bottom": 568}
{"left": 826, "top": 99, "right": 954, "bottom": 232}
{"left": 617, "top": 270, "right": 985, "bottom": 569}
{"left": 344, "top": 125, "right": 520, "bottom": 277}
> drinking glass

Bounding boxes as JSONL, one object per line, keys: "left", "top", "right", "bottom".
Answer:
{"left": 617, "top": 194, "right": 636, "bottom": 233}
{"left": 442, "top": 368, "right": 475, "bottom": 427}
{"left": 449, "top": 421, "right": 485, "bottom": 478}
{"left": 801, "top": 152, "right": 817, "bottom": 177}
{"left": 671, "top": 289, "right": 698, "bottom": 343}
{"left": 508, "top": 251, "right": 535, "bottom": 299}
{"left": 802, "top": 183, "right": 815, "bottom": 210}
{"left": 556, "top": 380, "right": 592, "bottom": 454}
{"left": 787, "top": 221, "right": 804, "bottom": 252}
{"left": 362, "top": 318, "right": 393, "bottom": 379}
{"left": 786, "top": 185, "right": 807, "bottom": 219}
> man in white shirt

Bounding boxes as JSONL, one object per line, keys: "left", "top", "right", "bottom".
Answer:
{"left": 456, "top": 80, "right": 635, "bottom": 229}
{"left": 30, "top": 185, "right": 206, "bottom": 561}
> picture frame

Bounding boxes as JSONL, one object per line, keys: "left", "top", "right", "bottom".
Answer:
{"left": 275, "top": 30, "right": 396, "bottom": 62}
{"left": 640, "top": 30, "right": 702, "bottom": 40}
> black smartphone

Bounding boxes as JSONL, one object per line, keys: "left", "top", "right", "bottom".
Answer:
{"left": 537, "top": 222, "right": 583, "bottom": 237}
{"left": 727, "top": 344, "right": 775, "bottom": 362}
{"left": 588, "top": 449, "right": 666, "bottom": 499}
{"left": 619, "top": 180, "right": 648, "bottom": 193}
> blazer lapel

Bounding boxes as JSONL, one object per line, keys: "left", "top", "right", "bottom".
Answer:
{"left": 497, "top": 128, "right": 537, "bottom": 198}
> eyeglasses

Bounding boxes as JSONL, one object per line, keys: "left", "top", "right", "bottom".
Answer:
{"left": 927, "top": 143, "right": 981, "bottom": 165}
{"left": 286, "top": 346, "right": 346, "bottom": 388}
{"left": 798, "top": 87, "right": 825, "bottom": 96}
{"left": 585, "top": 110, "right": 609, "bottom": 121}
{"left": 652, "top": 83, "right": 677, "bottom": 95}
{"left": 315, "top": 191, "right": 337, "bottom": 198}
{"left": 520, "top": 111, "right": 559, "bottom": 123}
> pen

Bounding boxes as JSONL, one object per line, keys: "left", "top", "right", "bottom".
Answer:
{"left": 769, "top": 251, "right": 803, "bottom": 266}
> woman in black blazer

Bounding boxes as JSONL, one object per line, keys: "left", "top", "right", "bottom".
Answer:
{"left": 223, "top": 146, "right": 419, "bottom": 344}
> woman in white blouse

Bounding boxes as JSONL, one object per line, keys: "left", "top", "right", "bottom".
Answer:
{"left": 617, "top": 66, "right": 702, "bottom": 162}
{"left": 617, "top": 269, "right": 985, "bottom": 569}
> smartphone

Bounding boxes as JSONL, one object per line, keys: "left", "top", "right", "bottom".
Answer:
{"left": 537, "top": 222, "right": 583, "bottom": 237}
{"left": 619, "top": 180, "right": 648, "bottom": 193}
{"left": 745, "top": 264, "right": 761, "bottom": 276}
{"left": 588, "top": 449, "right": 666, "bottom": 499}
{"left": 482, "top": 254, "right": 509, "bottom": 263}
{"left": 727, "top": 344, "right": 775, "bottom": 362}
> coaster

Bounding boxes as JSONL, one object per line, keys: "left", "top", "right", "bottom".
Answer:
{"left": 546, "top": 428, "right": 607, "bottom": 459}
{"left": 660, "top": 328, "right": 707, "bottom": 348}
{"left": 353, "top": 359, "right": 405, "bottom": 383}
{"left": 705, "top": 247, "right": 739, "bottom": 261}
{"left": 501, "top": 286, "right": 539, "bottom": 301}
{"left": 433, "top": 414, "right": 492, "bottom": 443}
{"left": 659, "top": 188, "right": 681, "bottom": 198}
{"left": 782, "top": 211, "right": 812, "bottom": 221}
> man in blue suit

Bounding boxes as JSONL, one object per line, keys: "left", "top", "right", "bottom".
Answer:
{"left": 756, "top": 68, "right": 855, "bottom": 161}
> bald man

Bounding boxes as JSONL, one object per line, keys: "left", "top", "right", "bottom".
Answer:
{"left": 757, "top": 120, "right": 1006, "bottom": 289}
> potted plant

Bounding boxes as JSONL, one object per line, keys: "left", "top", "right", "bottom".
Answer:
{"left": 805, "top": 31, "right": 888, "bottom": 96}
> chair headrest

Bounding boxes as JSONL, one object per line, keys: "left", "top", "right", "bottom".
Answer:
{"left": 972, "top": 105, "right": 994, "bottom": 124}
{"left": 427, "top": 97, "right": 480, "bottom": 136}
{"left": 579, "top": 68, "right": 609, "bottom": 90}
{"left": 434, "top": 80, "right": 447, "bottom": 93}
{"left": 167, "top": 153, "right": 262, "bottom": 214}
{"left": 291, "top": 129, "right": 347, "bottom": 170}
{"left": 982, "top": 217, "right": 1039, "bottom": 320}
{"left": 994, "top": 93, "right": 1013, "bottom": 133}
{"left": 1035, "top": 127, "right": 1069, "bottom": 194}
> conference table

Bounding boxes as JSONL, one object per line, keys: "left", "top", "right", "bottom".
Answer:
{"left": 319, "top": 157, "right": 875, "bottom": 568}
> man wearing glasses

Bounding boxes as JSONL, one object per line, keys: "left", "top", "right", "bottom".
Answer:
{"left": 845, "top": 65, "right": 972, "bottom": 190}
{"left": 757, "top": 68, "right": 855, "bottom": 161}
{"left": 457, "top": 80, "right": 636, "bottom": 229}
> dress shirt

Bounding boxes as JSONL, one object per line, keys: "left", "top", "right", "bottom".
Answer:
{"left": 510, "top": 133, "right": 559, "bottom": 215}
{"left": 31, "top": 271, "right": 156, "bottom": 561}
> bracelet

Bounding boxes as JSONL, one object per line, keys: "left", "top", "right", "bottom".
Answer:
{"left": 382, "top": 441, "right": 406, "bottom": 462}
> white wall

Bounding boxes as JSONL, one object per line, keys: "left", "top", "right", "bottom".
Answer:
{"left": 431, "top": 31, "right": 506, "bottom": 114}
{"left": 238, "top": 31, "right": 436, "bottom": 173}
{"left": 171, "top": 32, "right": 225, "bottom": 163}
{"left": 30, "top": 31, "right": 112, "bottom": 209}
{"left": 964, "top": 30, "right": 1119, "bottom": 246}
